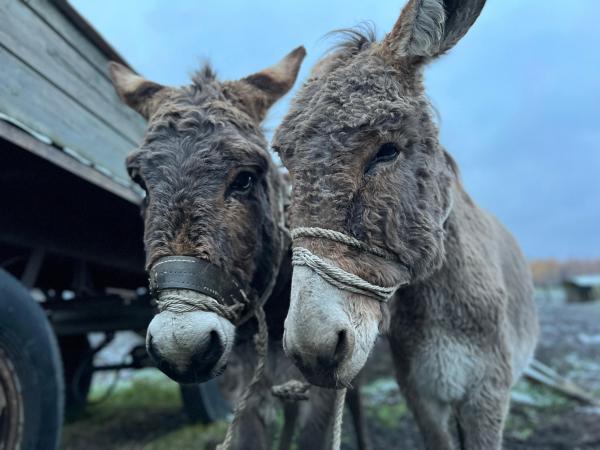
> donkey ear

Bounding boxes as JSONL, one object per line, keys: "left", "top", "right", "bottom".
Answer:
{"left": 383, "top": 0, "right": 486, "bottom": 61}
{"left": 236, "top": 46, "right": 307, "bottom": 122}
{"left": 108, "top": 62, "right": 167, "bottom": 119}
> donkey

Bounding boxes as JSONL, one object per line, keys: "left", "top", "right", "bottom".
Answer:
{"left": 108, "top": 48, "right": 370, "bottom": 450}
{"left": 273, "top": 1, "right": 538, "bottom": 449}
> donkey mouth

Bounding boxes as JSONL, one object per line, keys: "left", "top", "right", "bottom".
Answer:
{"left": 287, "top": 352, "right": 347, "bottom": 389}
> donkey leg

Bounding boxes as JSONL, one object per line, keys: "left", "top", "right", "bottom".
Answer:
{"left": 390, "top": 343, "right": 454, "bottom": 450}
{"left": 403, "top": 388, "right": 454, "bottom": 450}
{"left": 277, "top": 402, "right": 300, "bottom": 450}
{"left": 346, "top": 386, "right": 372, "bottom": 450}
{"left": 232, "top": 407, "right": 269, "bottom": 450}
{"left": 296, "top": 387, "right": 337, "bottom": 450}
{"left": 455, "top": 385, "right": 510, "bottom": 450}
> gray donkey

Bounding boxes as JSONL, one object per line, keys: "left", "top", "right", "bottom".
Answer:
{"left": 273, "top": 1, "right": 538, "bottom": 449}
{"left": 109, "top": 48, "right": 370, "bottom": 450}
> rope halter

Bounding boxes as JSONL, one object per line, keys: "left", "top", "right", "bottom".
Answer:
{"left": 291, "top": 226, "right": 408, "bottom": 450}
{"left": 291, "top": 226, "right": 407, "bottom": 302}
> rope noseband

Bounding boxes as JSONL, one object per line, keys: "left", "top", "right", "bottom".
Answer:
{"left": 291, "top": 226, "right": 407, "bottom": 302}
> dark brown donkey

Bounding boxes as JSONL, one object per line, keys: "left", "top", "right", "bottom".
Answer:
{"left": 274, "top": 1, "right": 538, "bottom": 449}
{"left": 108, "top": 49, "right": 370, "bottom": 450}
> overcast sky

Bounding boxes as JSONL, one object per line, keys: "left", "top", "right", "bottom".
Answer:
{"left": 72, "top": 0, "right": 600, "bottom": 260}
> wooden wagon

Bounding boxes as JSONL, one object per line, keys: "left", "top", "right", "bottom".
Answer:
{"left": 0, "top": 2, "right": 228, "bottom": 448}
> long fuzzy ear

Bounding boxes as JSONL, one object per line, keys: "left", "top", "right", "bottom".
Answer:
{"left": 108, "top": 62, "right": 167, "bottom": 119}
{"left": 229, "top": 46, "right": 306, "bottom": 122}
{"left": 384, "top": 0, "right": 486, "bottom": 60}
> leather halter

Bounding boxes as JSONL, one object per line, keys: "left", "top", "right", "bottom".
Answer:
{"left": 149, "top": 256, "right": 246, "bottom": 307}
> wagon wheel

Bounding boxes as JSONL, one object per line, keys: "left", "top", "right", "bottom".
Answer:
{"left": 0, "top": 269, "right": 63, "bottom": 450}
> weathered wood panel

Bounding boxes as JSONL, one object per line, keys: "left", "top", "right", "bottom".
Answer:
{"left": 0, "top": 0, "right": 146, "bottom": 145}
{"left": 23, "top": 0, "right": 122, "bottom": 81}
{"left": 0, "top": 45, "right": 136, "bottom": 183}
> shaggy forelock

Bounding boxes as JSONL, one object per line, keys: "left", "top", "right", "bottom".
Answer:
{"left": 325, "top": 23, "right": 377, "bottom": 57}
{"left": 143, "top": 65, "right": 263, "bottom": 150}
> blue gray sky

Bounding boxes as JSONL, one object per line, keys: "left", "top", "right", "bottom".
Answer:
{"left": 72, "top": 0, "right": 600, "bottom": 260}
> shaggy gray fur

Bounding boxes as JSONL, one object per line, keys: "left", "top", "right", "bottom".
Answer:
{"left": 274, "top": 1, "right": 538, "bottom": 449}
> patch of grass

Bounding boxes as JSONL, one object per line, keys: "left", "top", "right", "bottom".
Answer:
{"left": 361, "top": 377, "right": 408, "bottom": 430}
{"left": 371, "top": 402, "right": 408, "bottom": 429}
{"left": 60, "top": 369, "right": 229, "bottom": 450}
{"left": 67, "top": 370, "right": 181, "bottom": 426}
{"left": 512, "top": 379, "right": 570, "bottom": 410}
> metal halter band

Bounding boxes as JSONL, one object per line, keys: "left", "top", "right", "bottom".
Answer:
{"left": 291, "top": 227, "right": 408, "bottom": 302}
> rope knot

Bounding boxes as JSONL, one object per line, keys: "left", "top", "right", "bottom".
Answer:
{"left": 271, "top": 380, "right": 311, "bottom": 402}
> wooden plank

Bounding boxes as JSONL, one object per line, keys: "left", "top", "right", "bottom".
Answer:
{"left": 524, "top": 360, "right": 600, "bottom": 406}
{"left": 0, "top": 120, "right": 140, "bottom": 204}
{"left": 0, "top": 45, "right": 135, "bottom": 183}
{"left": 0, "top": 0, "right": 146, "bottom": 145}
{"left": 51, "top": 0, "right": 131, "bottom": 68}
{"left": 21, "top": 0, "right": 122, "bottom": 80}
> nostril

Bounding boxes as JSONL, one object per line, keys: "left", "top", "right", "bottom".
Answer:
{"left": 193, "top": 330, "right": 224, "bottom": 368}
{"left": 332, "top": 329, "right": 350, "bottom": 365}
{"left": 146, "top": 334, "right": 158, "bottom": 359}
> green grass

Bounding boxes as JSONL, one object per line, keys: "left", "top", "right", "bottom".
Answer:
{"left": 60, "top": 369, "right": 228, "bottom": 450}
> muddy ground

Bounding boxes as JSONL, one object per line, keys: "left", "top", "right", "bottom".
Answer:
{"left": 61, "top": 301, "right": 600, "bottom": 450}
{"left": 348, "top": 302, "right": 600, "bottom": 450}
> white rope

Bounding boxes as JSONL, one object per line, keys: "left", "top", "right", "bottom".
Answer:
{"left": 331, "top": 388, "right": 346, "bottom": 450}
{"left": 292, "top": 227, "right": 397, "bottom": 261}
{"left": 292, "top": 247, "right": 397, "bottom": 302}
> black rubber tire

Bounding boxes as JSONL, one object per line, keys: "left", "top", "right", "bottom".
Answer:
{"left": 58, "top": 335, "right": 93, "bottom": 414}
{"left": 179, "top": 379, "right": 231, "bottom": 424}
{"left": 0, "top": 269, "right": 64, "bottom": 450}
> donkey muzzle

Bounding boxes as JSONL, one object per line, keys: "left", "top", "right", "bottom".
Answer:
{"left": 146, "top": 256, "right": 241, "bottom": 383}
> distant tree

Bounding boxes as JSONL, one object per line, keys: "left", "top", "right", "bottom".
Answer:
{"left": 530, "top": 259, "right": 600, "bottom": 286}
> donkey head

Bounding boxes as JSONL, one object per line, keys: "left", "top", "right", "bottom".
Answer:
{"left": 110, "top": 47, "right": 305, "bottom": 383}
{"left": 274, "top": 0, "right": 485, "bottom": 388}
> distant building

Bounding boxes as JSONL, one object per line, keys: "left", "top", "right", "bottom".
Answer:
{"left": 563, "top": 275, "right": 600, "bottom": 302}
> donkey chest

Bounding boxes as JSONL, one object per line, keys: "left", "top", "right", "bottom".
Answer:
{"left": 405, "top": 333, "right": 485, "bottom": 403}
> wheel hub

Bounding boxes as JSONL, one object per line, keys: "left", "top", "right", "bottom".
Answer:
{"left": 0, "top": 346, "right": 24, "bottom": 450}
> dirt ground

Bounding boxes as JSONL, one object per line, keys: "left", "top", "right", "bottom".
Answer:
{"left": 61, "top": 301, "right": 600, "bottom": 450}
{"left": 349, "top": 302, "right": 600, "bottom": 450}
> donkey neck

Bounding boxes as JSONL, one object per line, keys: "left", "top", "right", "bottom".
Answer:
{"left": 391, "top": 182, "right": 489, "bottom": 323}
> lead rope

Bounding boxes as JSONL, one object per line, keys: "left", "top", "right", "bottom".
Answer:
{"left": 291, "top": 226, "right": 407, "bottom": 450}
{"left": 154, "top": 290, "right": 268, "bottom": 450}
{"left": 332, "top": 388, "right": 346, "bottom": 450}
{"left": 216, "top": 295, "right": 268, "bottom": 450}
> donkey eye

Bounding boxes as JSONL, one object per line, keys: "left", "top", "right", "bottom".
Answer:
{"left": 366, "top": 143, "right": 400, "bottom": 173}
{"left": 230, "top": 171, "right": 256, "bottom": 193}
{"left": 129, "top": 170, "right": 147, "bottom": 192}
